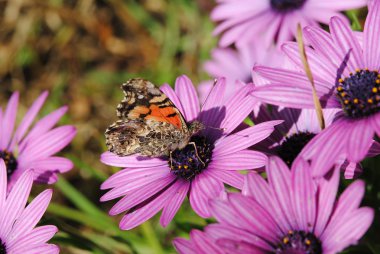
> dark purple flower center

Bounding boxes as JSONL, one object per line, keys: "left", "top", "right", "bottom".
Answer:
{"left": 336, "top": 69, "right": 380, "bottom": 118}
{"left": 0, "top": 239, "right": 6, "bottom": 254}
{"left": 277, "top": 132, "right": 316, "bottom": 166}
{"left": 270, "top": 0, "right": 307, "bottom": 12}
{"left": 169, "top": 136, "right": 213, "bottom": 180}
{"left": 0, "top": 150, "right": 18, "bottom": 179}
{"left": 275, "top": 230, "right": 322, "bottom": 254}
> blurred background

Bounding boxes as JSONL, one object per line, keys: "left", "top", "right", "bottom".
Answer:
{"left": 0, "top": 0, "right": 216, "bottom": 253}
{"left": 0, "top": 0, "right": 379, "bottom": 254}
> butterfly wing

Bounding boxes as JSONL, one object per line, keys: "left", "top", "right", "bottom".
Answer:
{"left": 105, "top": 79, "right": 190, "bottom": 157}
{"left": 117, "top": 78, "right": 187, "bottom": 130}
{"left": 105, "top": 119, "right": 187, "bottom": 156}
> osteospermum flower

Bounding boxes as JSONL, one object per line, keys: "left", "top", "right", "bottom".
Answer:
{"left": 252, "top": 106, "right": 380, "bottom": 178}
{"left": 0, "top": 92, "right": 76, "bottom": 190}
{"left": 253, "top": 1, "right": 380, "bottom": 176}
{"left": 200, "top": 42, "right": 287, "bottom": 102}
{"left": 211, "top": 0, "right": 367, "bottom": 47}
{"left": 0, "top": 159, "right": 59, "bottom": 254}
{"left": 174, "top": 157, "right": 374, "bottom": 254}
{"left": 100, "top": 75, "right": 280, "bottom": 230}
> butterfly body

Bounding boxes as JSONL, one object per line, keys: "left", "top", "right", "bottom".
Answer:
{"left": 105, "top": 79, "right": 203, "bottom": 157}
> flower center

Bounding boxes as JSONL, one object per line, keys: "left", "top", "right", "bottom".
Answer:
{"left": 277, "top": 132, "right": 316, "bottom": 166}
{"left": 0, "top": 239, "right": 6, "bottom": 254}
{"left": 336, "top": 69, "right": 380, "bottom": 118}
{"left": 0, "top": 150, "right": 18, "bottom": 179}
{"left": 169, "top": 136, "right": 213, "bottom": 180}
{"left": 270, "top": 0, "right": 307, "bottom": 12}
{"left": 275, "top": 230, "right": 322, "bottom": 254}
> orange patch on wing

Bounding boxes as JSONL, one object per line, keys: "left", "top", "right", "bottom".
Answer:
{"left": 128, "top": 106, "right": 150, "bottom": 119}
{"left": 146, "top": 105, "right": 182, "bottom": 129}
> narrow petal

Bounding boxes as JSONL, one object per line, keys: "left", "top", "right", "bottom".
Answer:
{"left": 300, "top": 120, "right": 348, "bottom": 177}
{"left": 228, "top": 193, "right": 281, "bottom": 243}
{"left": 26, "top": 157, "right": 73, "bottom": 173}
{"left": 214, "top": 120, "right": 282, "bottom": 156}
{"left": 0, "top": 92, "right": 19, "bottom": 150}
{"left": 291, "top": 159, "right": 316, "bottom": 232}
{"left": 100, "top": 151, "right": 166, "bottom": 168}
{"left": 190, "top": 172, "right": 224, "bottom": 218}
{"left": 210, "top": 150, "right": 267, "bottom": 170}
{"left": 174, "top": 75, "right": 200, "bottom": 122}
{"left": 16, "top": 244, "right": 59, "bottom": 254}
{"left": 281, "top": 42, "right": 336, "bottom": 81}
{"left": 0, "top": 170, "right": 33, "bottom": 237}
{"left": 160, "top": 180, "right": 190, "bottom": 227}
{"left": 19, "top": 106, "right": 68, "bottom": 152}
{"left": 314, "top": 167, "right": 340, "bottom": 236}
{"left": 18, "top": 126, "right": 76, "bottom": 164}
{"left": 9, "top": 91, "right": 48, "bottom": 151}
{"left": 330, "top": 16, "right": 364, "bottom": 71}
{"left": 205, "top": 224, "right": 273, "bottom": 252}
{"left": 7, "top": 226, "right": 58, "bottom": 252}
{"left": 7, "top": 190, "right": 52, "bottom": 242}
{"left": 191, "top": 230, "right": 225, "bottom": 254}
{"left": 160, "top": 84, "right": 184, "bottom": 114}
{"left": 173, "top": 238, "right": 198, "bottom": 254}
{"left": 208, "top": 169, "right": 244, "bottom": 189}
{"left": 252, "top": 67, "right": 338, "bottom": 108}
{"left": 119, "top": 180, "right": 179, "bottom": 230}
{"left": 107, "top": 175, "right": 175, "bottom": 214}
{"left": 303, "top": 26, "right": 345, "bottom": 73}
{"left": 0, "top": 160, "right": 6, "bottom": 212}
{"left": 346, "top": 119, "right": 374, "bottom": 162}
{"left": 364, "top": 0, "right": 380, "bottom": 70}
{"left": 199, "top": 78, "right": 227, "bottom": 127}
{"left": 322, "top": 208, "right": 374, "bottom": 253}
{"left": 100, "top": 165, "right": 169, "bottom": 190}
{"left": 219, "top": 84, "right": 256, "bottom": 133}
{"left": 267, "top": 157, "right": 294, "bottom": 229}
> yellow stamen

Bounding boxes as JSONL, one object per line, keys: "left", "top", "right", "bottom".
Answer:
{"left": 373, "top": 87, "right": 378, "bottom": 93}
{"left": 283, "top": 237, "right": 289, "bottom": 244}
{"left": 368, "top": 99, "right": 373, "bottom": 104}
{"left": 353, "top": 98, "right": 359, "bottom": 104}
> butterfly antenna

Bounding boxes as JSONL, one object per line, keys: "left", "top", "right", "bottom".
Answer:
{"left": 206, "top": 125, "right": 227, "bottom": 132}
{"left": 200, "top": 78, "right": 218, "bottom": 109}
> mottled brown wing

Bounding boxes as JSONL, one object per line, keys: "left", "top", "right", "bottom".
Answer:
{"left": 105, "top": 119, "right": 190, "bottom": 157}
{"left": 117, "top": 78, "right": 187, "bottom": 130}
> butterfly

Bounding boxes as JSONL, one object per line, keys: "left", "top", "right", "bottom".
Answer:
{"left": 105, "top": 79, "right": 204, "bottom": 157}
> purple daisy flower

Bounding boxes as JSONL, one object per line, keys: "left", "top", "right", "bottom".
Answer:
{"left": 199, "top": 43, "right": 288, "bottom": 104}
{"left": 0, "top": 159, "right": 59, "bottom": 253}
{"left": 174, "top": 156, "right": 374, "bottom": 254}
{"left": 252, "top": 106, "right": 380, "bottom": 178}
{"left": 253, "top": 0, "right": 380, "bottom": 176}
{"left": 211, "top": 0, "right": 367, "bottom": 47}
{"left": 0, "top": 92, "right": 76, "bottom": 190}
{"left": 100, "top": 75, "right": 281, "bottom": 230}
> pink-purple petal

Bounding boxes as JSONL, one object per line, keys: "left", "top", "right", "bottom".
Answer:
{"left": 160, "top": 180, "right": 190, "bottom": 227}
{"left": 100, "top": 152, "right": 166, "bottom": 168}
{"left": 174, "top": 75, "right": 200, "bottom": 122}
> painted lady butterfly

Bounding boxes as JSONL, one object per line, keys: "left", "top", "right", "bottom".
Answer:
{"left": 105, "top": 79, "right": 204, "bottom": 157}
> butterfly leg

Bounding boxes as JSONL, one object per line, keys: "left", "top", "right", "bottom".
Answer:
{"left": 188, "top": 142, "right": 205, "bottom": 166}
{"left": 169, "top": 150, "right": 174, "bottom": 170}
